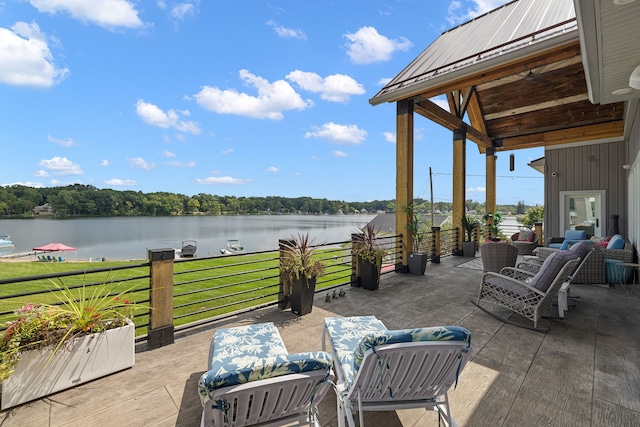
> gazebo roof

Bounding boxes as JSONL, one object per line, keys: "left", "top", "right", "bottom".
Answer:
{"left": 369, "top": 0, "right": 630, "bottom": 153}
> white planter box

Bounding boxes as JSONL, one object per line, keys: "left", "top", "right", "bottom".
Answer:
{"left": 1, "top": 320, "right": 135, "bottom": 409}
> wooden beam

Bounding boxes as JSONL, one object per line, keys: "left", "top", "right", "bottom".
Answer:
{"left": 467, "top": 88, "right": 487, "bottom": 153}
{"left": 501, "top": 121, "right": 624, "bottom": 150}
{"left": 396, "top": 100, "right": 414, "bottom": 268}
{"left": 414, "top": 99, "right": 492, "bottom": 148}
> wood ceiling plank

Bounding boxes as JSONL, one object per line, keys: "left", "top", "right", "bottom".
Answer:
{"left": 414, "top": 41, "right": 581, "bottom": 100}
{"left": 484, "top": 93, "right": 590, "bottom": 120}
{"left": 485, "top": 100, "right": 623, "bottom": 139}
{"left": 500, "top": 121, "right": 624, "bottom": 150}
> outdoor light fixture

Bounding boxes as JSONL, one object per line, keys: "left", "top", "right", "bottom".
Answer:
{"left": 630, "top": 64, "right": 640, "bottom": 90}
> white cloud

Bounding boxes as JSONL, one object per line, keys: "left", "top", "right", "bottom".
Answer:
{"left": 377, "top": 77, "right": 392, "bottom": 86}
{"left": 0, "top": 22, "right": 69, "bottom": 87}
{"left": 304, "top": 122, "right": 367, "bottom": 144}
{"left": 467, "top": 186, "right": 486, "bottom": 195}
{"left": 105, "top": 178, "right": 137, "bottom": 186}
{"left": 2, "top": 181, "right": 44, "bottom": 188}
{"left": 267, "top": 20, "right": 306, "bottom": 40}
{"left": 38, "top": 156, "right": 83, "bottom": 176}
{"left": 47, "top": 134, "right": 75, "bottom": 147}
{"left": 431, "top": 96, "right": 450, "bottom": 112}
{"left": 100, "top": 160, "right": 109, "bottom": 166}
{"left": 221, "top": 148, "right": 234, "bottom": 154}
{"left": 383, "top": 132, "right": 395, "bottom": 143}
{"left": 286, "top": 71, "right": 365, "bottom": 103}
{"left": 136, "top": 100, "right": 201, "bottom": 134}
{"left": 34, "top": 170, "right": 49, "bottom": 177}
{"left": 332, "top": 151, "right": 348, "bottom": 157}
{"left": 193, "top": 69, "right": 312, "bottom": 120}
{"left": 29, "top": 0, "right": 146, "bottom": 29}
{"left": 266, "top": 166, "right": 279, "bottom": 173}
{"left": 161, "top": 150, "right": 176, "bottom": 157}
{"left": 170, "top": 1, "right": 199, "bottom": 20}
{"left": 447, "top": 0, "right": 511, "bottom": 25}
{"left": 167, "top": 160, "right": 196, "bottom": 167}
{"left": 127, "top": 157, "right": 156, "bottom": 170}
{"left": 344, "top": 26, "right": 412, "bottom": 65}
{"left": 195, "top": 176, "right": 250, "bottom": 185}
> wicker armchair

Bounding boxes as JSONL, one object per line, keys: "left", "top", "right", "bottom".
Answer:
{"left": 480, "top": 242, "right": 519, "bottom": 273}
{"left": 510, "top": 232, "right": 539, "bottom": 255}
{"left": 474, "top": 252, "right": 580, "bottom": 331}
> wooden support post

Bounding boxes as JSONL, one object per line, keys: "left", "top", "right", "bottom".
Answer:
{"left": 486, "top": 148, "right": 497, "bottom": 219}
{"left": 351, "top": 233, "right": 363, "bottom": 287}
{"left": 396, "top": 100, "right": 414, "bottom": 273}
{"left": 431, "top": 226, "right": 441, "bottom": 263}
{"left": 148, "top": 248, "right": 175, "bottom": 349}
{"left": 535, "top": 222, "right": 543, "bottom": 246}
{"left": 453, "top": 127, "right": 466, "bottom": 253}
{"left": 278, "top": 239, "right": 294, "bottom": 309}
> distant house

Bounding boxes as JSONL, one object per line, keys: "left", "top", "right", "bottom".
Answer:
{"left": 33, "top": 203, "right": 54, "bottom": 216}
{"left": 367, "top": 213, "right": 451, "bottom": 236}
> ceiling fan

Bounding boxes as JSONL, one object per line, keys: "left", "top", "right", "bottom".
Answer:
{"left": 522, "top": 70, "right": 554, "bottom": 86}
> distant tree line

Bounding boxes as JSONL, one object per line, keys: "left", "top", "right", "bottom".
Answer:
{"left": 0, "top": 184, "right": 532, "bottom": 218}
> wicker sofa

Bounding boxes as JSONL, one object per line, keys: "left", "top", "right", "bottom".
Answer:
{"left": 533, "top": 239, "right": 633, "bottom": 285}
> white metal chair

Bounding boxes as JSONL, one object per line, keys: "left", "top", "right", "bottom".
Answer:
{"left": 322, "top": 316, "right": 472, "bottom": 427}
{"left": 198, "top": 322, "right": 333, "bottom": 427}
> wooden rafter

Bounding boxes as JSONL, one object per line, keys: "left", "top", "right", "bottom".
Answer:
{"left": 414, "top": 99, "right": 492, "bottom": 148}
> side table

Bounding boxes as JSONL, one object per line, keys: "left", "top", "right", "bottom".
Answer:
{"left": 619, "top": 262, "right": 639, "bottom": 294}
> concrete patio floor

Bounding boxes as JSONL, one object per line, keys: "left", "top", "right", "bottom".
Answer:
{"left": 1, "top": 255, "right": 639, "bottom": 426}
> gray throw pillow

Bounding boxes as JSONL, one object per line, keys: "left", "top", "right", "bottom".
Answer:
{"left": 528, "top": 250, "right": 579, "bottom": 292}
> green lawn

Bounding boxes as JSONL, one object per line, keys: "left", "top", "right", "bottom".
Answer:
{"left": 0, "top": 247, "right": 353, "bottom": 333}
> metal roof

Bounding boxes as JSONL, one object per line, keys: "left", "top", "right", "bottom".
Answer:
{"left": 370, "top": 0, "right": 578, "bottom": 105}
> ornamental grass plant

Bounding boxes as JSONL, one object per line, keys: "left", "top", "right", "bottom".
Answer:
{"left": 0, "top": 278, "right": 143, "bottom": 382}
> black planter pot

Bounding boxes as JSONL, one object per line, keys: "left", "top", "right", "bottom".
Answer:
{"left": 358, "top": 257, "right": 380, "bottom": 291}
{"left": 408, "top": 253, "right": 428, "bottom": 275}
{"left": 290, "top": 275, "right": 316, "bottom": 316}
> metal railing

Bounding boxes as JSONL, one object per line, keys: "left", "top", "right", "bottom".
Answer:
{"left": 0, "top": 234, "right": 407, "bottom": 348}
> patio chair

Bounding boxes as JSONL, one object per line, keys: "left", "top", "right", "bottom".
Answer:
{"left": 546, "top": 229, "right": 589, "bottom": 249}
{"left": 198, "top": 322, "right": 334, "bottom": 427}
{"left": 518, "top": 240, "right": 594, "bottom": 315}
{"left": 322, "top": 316, "right": 472, "bottom": 427}
{"left": 480, "top": 242, "right": 519, "bottom": 272}
{"left": 473, "top": 250, "right": 581, "bottom": 331}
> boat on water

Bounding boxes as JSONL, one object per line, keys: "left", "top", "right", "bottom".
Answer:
{"left": 180, "top": 240, "right": 197, "bottom": 258}
{"left": 220, "top": 239, "right": 244, "bottom": 255}
{"left": 0, "top": 234, "right": 15, "bottom": 248}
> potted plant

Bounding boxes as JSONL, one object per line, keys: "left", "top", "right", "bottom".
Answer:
{"left": 483, "top": 212, "right": 503, "bottom": 241}
{"left": 280, "top": 233, "right": 326, "bottom": 316}
{"left": 460, "top": 214, "right": 481, "bottom": 257}
{"left": 352, "top": 223, "right": 388, "bottom": 290}
{"left": 404, "top": 204, "right": 428, "bottom": 275}
{"left": 0, "top": 279, "right": 143, "bottom": 409}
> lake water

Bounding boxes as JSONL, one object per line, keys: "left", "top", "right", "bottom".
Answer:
{"left": 0, "top": 215, "right": 376, "bottom": 261}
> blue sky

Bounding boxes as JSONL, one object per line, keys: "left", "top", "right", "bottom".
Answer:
{"left": 0, "top": 0, "right": 544, "bottom": 205}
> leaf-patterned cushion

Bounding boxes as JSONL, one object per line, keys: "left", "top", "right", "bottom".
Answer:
{"left": 353, "top": 326, "right": 472, "bottom": 373}
{"left": 323, "top": 316, "right": 388, "bottom": 385}
{"left": 197, "top": 322, "right": 332, "bottom": 405}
